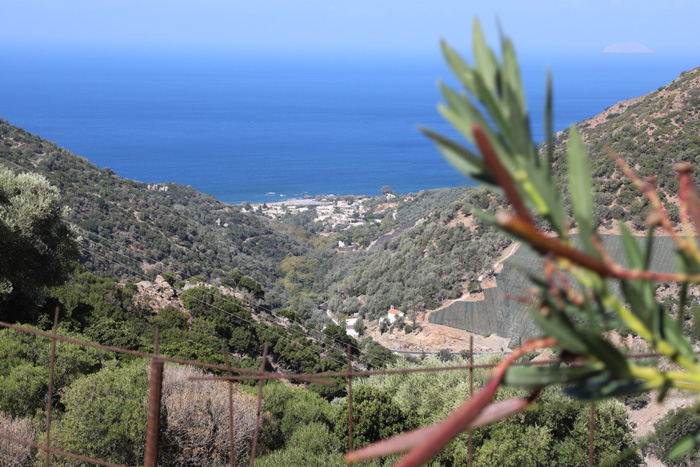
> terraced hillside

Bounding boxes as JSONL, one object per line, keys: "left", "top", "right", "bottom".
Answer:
{"left": 429, "top": 235, "right": 679, "bottom": 340}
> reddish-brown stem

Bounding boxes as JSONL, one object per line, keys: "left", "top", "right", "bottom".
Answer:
{"left": 677, "top": 163, "right": 700, "bottom": 237}
{"left": 345, "top": 397, "right": 533, "bottom": 462}
{"left": 497, "top": 212, "right": 700, "bottom": 283}
{"left": 496, "top": 212, "right": 612, "bottom": 276}
{"left": 544, "top": 258, "right": 565, "bottom": 310}
{"left": 607, "top": 147, "right": 690, "bottom": 250}
{"left": 472, "top": 124, "right": 535, "bottom": 226}
{"left": 557, "top": 271, "right": 584, "bottom": 307}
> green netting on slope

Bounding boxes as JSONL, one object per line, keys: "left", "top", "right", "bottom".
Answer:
{"left": 429, "top": 235, "right": 680, "bottom": 340}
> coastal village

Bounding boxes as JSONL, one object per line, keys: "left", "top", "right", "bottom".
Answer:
{"left": 240, "top": 191, "right": 413, "bottom": 231}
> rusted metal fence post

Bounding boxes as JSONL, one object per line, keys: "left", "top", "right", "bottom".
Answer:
{"left": 468, "top": 335, "right": 474, "bottom": 467}
{"left": 589, "top": 403, "right": 595, "bottom": 467}
{"left": 223, "top": 348, "right": 237, "bottom": 467}
{"left": 44, "top": 307, "right": 60, "bottom": 467}
{"left": 250, "top": 343, "right": 268, "bottom": 466}
{"left": 347, "top": 344, "right": 354, "bottom": 465}
{"left": 144, "top": 329, "right": 163, "bottom": 467}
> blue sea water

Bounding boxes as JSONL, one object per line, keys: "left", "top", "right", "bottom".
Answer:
{"left": 0, "top": 48, "right": 696, "bottom": 204}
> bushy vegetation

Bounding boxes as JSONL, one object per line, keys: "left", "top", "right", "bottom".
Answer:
{"left": 357, "top": 356, "right": 641, "bottom": 466}
{"left": 1, "top": 117, "right": 509, "bottom": 327}
{"left": 320, "top": 187, "right": 509, "bottom": 320}
{"left": 648, "top": 408, "right": 700, "bottom": 465}
{"left": 0, "top": 166, "right": 79, "bottom": 321}
{"left": 0, "top": 262, "right": 397, "bottom": 463}
{"left": 251, "top": 355, "right": 643, "bottom": 466}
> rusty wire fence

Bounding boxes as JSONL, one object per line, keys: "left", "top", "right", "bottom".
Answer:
{"left": 0, "top": 309, "right": 688, "bottom": 467}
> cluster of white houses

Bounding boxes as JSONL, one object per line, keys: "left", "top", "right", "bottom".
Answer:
{"left": 241, "top": 195, "right": 405, "bottom": 228}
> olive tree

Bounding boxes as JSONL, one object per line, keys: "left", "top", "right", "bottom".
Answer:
{"left": 0, "top": 167, "right": 79, "bottom": 321}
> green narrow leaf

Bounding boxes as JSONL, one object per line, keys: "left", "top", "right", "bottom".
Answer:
{"left": 470, "top": 69, "right": 515, "bottom": 150}
{"left": 544, "top": 69, "right": 554, "bottom": 174}
{"left": 437, "top": 106, "right": 515, "bottom": 180}
{"left": 419, "top": 128, "right": 494, "bottom": 185}
{"left": 666, "top": 429, "right": 700, "bottom": 461}
{"left": 439, "top": 38, "right": 517, "bottom": 160}
{"left": 440, "top": 40, "right": 476, "bottom": 92}
{"left": 657, "top": 378, "right": 672, "bottom": 403}
{"left": 531, "top": 309, "right": 588, "bottom": 355}
{"left": 501, "top": 38, "right": 525, "bottom": 112}
{"left": 472, "top": 18, "right": 499, "bottom": 96}
{"left": 523, "top": 157, "right": 567, "bottom": 234}
{"left": 438, "top": 82, "right": 510, "bottom": 158}
{"left": 619, "top": 224, "right": 657, "bottom": 321}
{"left": 501, "top": 39, "right": 531, "bottom": 152}
{"left": 661, "top": 311, "right": 697, "bottom": 363}
{"left": 436, "top": 103, "right": 477, "bottom": 144}
{"left": 619, "top": 222, "right": 644, "bottom": 269}
{"left": 652, "top": 298, "right": 663, "bottom": 344}
{"left": 504, "top": 365, "right": 601, "bottom": 389}
{"left": 620, "top": 280, "right": 652, "bottom": 327}
{"left": 677, "top": 248, "right": 700, "bottom": 275}
{"left": 577, "top": 333, "right": 629, "bottom": 375}
{"left": 582, "top": 294, "right": 602, "bottom": 334}
{"left": 643, "top": 225, "right": 655, "bottom": 270}
{"left": 566, "top": 127, "right": 596, "bottom": 257}
{"left": 567, "top": 377, "right": 653, "bottom": 401}
{"left": 678, "top": 282, "right": 689, "bottom": 336}
{"left": 502, "top": 81, "right": 531, "bottom": 153}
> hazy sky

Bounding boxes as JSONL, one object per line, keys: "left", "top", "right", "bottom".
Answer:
{"left": 2, "top": 1, "right": 698, "bottom": 55}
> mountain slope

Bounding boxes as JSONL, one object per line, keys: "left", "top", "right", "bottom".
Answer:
{"left": 0, "top": 119, "right": 309, "bottom": 302}
{"left": 316, "top": 186, "right": 510, "bottom": 320}
{"left": 551, "top": 65, "right": 700, "bottom": 229}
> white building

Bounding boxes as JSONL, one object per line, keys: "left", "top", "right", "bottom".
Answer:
{"left": 346, "top": 318, "right": 358, "bottom": 337}
{"left": 386, "top": 307, "right": 404, "bottom": 324}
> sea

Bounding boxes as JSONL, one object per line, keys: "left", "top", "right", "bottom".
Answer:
{"left": 0, "top": 48, "right": 696, "bottom": 205}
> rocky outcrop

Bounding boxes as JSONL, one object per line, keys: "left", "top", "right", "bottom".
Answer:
{"left": 133, "top": 276, "right": 249, "bottom": 314}
{"left": 134, "top": 275, "right": 181, "bottom": 312}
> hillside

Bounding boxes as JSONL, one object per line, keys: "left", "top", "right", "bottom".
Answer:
{"left": 317, "top": 186, "right": 509, "bottom": 320}
{"left": 1, "top": 115, "right": 510, "bottom": 328}
{"left": 0, "top": 119, "right": 311, "bottom": 305}
{"left": 551, "top": 65, "right": 700, "bottom": 229}
{"left": 6, "top": 64, "right": 698, "bottom": 338}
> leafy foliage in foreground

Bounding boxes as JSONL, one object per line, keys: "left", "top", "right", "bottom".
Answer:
{"left": 352, "top": 18, "right": 700, "bottom": 466}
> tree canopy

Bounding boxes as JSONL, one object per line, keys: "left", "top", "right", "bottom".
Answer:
{"left": 0, "top": 167, "right": 79, "bottom": 321}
